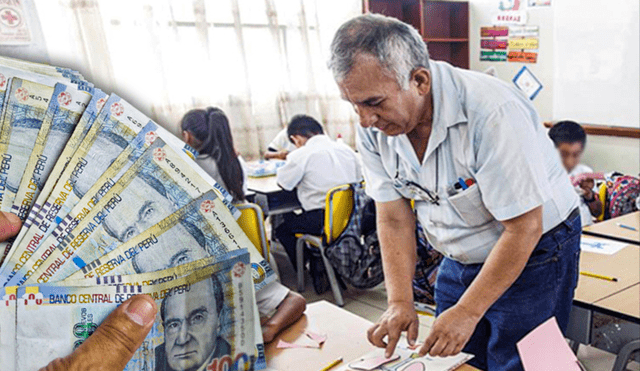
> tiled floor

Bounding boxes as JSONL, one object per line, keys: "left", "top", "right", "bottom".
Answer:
{"left": 270, "top": 244, "right": 636, "bottom": 371}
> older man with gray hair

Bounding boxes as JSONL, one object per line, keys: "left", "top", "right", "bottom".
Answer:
{"left": 329, "top": 14, "right": 580, "bottom": 371}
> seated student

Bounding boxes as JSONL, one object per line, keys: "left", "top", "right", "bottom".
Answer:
{"left": 181, "top": 107, "right": 247, "bottom": 202}
{"left": 549, "top": 120, "right": 603, "bottom": 226}
{"left": 264, "top": 128, "right": 297, "bottom": 160}
{"left": 275, "top": 115, "right": 362, "bottom": 291}
{"left": 258, "top": 281, "right": 306, "bottom": 343}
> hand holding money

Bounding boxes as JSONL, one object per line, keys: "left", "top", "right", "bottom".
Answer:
{"left": 40, "top": 295, "right": 157, "bottom": 371}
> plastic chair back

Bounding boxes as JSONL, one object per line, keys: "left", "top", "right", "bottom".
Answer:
{"left": 324, "top": 184, "right": 355, "bottom": 245}
{"left": 235, "top": 203, "right": 270, "bottom": 262}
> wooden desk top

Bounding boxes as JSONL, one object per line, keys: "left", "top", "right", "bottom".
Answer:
{"left": 583, "top": 211, "right": 640, "bottom": 244}
{"left": 265, "top": 301, "right": 479, "bottom": 371}
{"left": 594, "top": 283, "right": 640, "bottom": 320}
{"left": 575, "top": 238, "right": 640, "bottom": 305}
{"left": 247, "top": 175, "right": 282, "bottom": 194}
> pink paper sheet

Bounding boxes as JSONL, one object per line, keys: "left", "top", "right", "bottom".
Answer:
{"left": 276, "top": 331, "right": 327, "bottom": 349}
{"left": 516, "top": 317, "right": 581, "bottom": 371}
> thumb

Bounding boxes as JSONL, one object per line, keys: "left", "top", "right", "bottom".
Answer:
{"left": 41, "top": 294, "right": 157, "bottom": 371}
{"left": 0, "top": 211, "right": 21, "bottom": 241}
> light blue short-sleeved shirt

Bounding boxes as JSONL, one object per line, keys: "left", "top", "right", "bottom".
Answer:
{"left": 357, "top": 61, "right": 579, "bottom": 264}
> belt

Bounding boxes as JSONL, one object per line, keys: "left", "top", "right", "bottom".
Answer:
{"left": 542, "top": 207, "right": 580, "bottom": 239}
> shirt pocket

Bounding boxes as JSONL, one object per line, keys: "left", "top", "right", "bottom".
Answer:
{"left": 448, "top": 183, "right": 494, "bottom": 227}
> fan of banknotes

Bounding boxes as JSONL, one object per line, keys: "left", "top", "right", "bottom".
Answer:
{"left": 0, "top": 56, "right": 274, "bottom": 371}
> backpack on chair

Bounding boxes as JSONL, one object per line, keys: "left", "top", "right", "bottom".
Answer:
{"left": 605, "top": 173, "right": 640, "bottom": 218}
{"left": 324, "top": 183, "right": 384, "bottom": 289}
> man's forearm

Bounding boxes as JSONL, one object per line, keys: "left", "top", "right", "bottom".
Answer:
{"left": 377, "top": 200, "right": 418, "bottom": 304}
{"left": 457, "top": 207, "right": 543, "bottom": 319}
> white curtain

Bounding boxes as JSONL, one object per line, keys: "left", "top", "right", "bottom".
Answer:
{"left": 34, "top": 0, "right": 361, "bottom": 158}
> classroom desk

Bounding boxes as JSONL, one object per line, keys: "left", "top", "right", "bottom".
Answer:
{"left": 266, "top": 300, "right": 479, "bottom": 371}
{"left": 567, "top": 239, "right": 640, "bottom": 371}
{"left": 583, "top": 211, "right": 640, "bottom": 245}
{"left": 246, "top": 175, "right": 301, "bottom": 215}
{"left": 594, "top": 283, "right": 640, "bottom": 320}
{"left": 574, "top": 238, "right": 640, "bottom": 305}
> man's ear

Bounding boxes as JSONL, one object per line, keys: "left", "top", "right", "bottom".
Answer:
{"left": 412, "top": 68, "right": 431, "bottom": 96}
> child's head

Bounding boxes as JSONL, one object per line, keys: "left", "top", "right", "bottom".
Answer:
{"left": 548, "top": 120, "right": 586, "bottom": 172}
{"left": 287, "top": 115, "right": 323, "bottom": 148}
{"left": 180, "top": 107, "right": 245, "bottom": 201}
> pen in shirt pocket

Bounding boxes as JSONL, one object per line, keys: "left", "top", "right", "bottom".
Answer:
{"left": 447, "top": 177, "right": 476, "bottom": 196}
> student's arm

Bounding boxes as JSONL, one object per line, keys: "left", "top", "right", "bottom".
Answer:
{"left": 367, "top": 198, "right": 419, "bottom": 358}
{"left": 264, "top": 151, "right": 288, "bottom": 160}
{"left": 276, "top": 157, "right": 303, "bottom": 191}
{"left": 261, "top": 292, "right": 307, "bottom": 343}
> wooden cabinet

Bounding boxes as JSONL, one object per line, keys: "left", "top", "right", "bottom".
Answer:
{"left": 363, "top": 0, "right": 470, "bottom": 69}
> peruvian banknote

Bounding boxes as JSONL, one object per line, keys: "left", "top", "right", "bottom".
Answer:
{"left": 11, "top": 250, "right": 258, "bottom": 371}
{"left": 24, "top": 136, "right": 237, "bottom": 285}
{"left": 0, "top": 94, "right": 150, "bottom": 285}
{"left": 0, "top": 78, "right": 57, "bottom": 211}
{"left": 10, "top": 83, "right": 93, "bottom": 219}
{"left": 0, "top": 90, "right": 107, "bottom": 272}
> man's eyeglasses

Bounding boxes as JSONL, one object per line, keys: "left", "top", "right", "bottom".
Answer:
{"left": 393, "top": 152, "right": 439, "bottom": 205}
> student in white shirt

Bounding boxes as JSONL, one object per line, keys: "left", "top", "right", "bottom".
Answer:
{"left": 181, "top": 107, "right": 248, "bottom": 202}
{"left": 549, "top": 121, "right": 603, "bottom": 226}
{"left": 264, "top": 128, "right": 297, "bottom": 160}
{"left": 275, "top": 115, "right": 362, "bottom": 289}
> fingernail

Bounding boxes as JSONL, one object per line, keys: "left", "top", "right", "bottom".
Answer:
{"left": 125, "top": 295, "right": 157, "bottom": 326}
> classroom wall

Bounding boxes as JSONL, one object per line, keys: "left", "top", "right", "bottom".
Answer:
{"left": 582, "top": 136, "right": 640, "bottom": 175}
{"left": 467, "top": 0, "right": 639, "bottom": 175}
{"left": 468, "top": 0, "right": 555, "bottom": 121}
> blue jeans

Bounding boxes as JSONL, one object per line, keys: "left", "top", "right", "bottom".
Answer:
{"left": 435, "top": 211, "right": 581, "bottom": 371}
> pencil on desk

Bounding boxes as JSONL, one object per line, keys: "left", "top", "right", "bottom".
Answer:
{"left": 580, "top": 271, "right": 618, "bottom": 282}
{"left": 319, "top": 357, "right": 343, "bottom": 371}
{"left": 617, "top": 223, "right": 638, "bottom": 231}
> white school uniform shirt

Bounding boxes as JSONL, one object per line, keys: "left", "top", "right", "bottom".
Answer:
{"left": 268, "top": 129, "right": 297, "bottom": 153}
{"left": 195, "top": 155, "right": 248, "bottom": 202}
{"left": 357, "top": 61, "right": 579, "bottom": 264}
{"left": 569, "top": 163, "right": 596, "bottom": 227}
{"left": 277, "top": 134, "right": 363, "bottom": 211}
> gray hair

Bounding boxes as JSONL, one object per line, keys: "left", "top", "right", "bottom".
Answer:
{"left": 328, "top": 14, "right": 430, "bottom": 90}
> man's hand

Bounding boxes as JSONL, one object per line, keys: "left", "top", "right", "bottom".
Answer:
{"left": 419, "top": 304, "right": 480, "bottom": 357}
{"left": 0, "top": 211, "right": 21, "bottom": 241}
{"left": 40, "top": 294, "right": 157, "bottom": 371}
{"left": 367, "top": 300, "right": 420, "bottom": 358}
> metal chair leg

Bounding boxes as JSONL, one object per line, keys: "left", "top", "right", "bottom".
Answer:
{"left": 296, "top": 238, "right": 305, "bottom": 292}
{"left": 569, "top": 340, "right": 580, "bottom": 355}
{"left": 318, "top": 244, "right": 344, "bottom": 307}
{"left": 612, "top": 339, "right": 640, "bottom": 371}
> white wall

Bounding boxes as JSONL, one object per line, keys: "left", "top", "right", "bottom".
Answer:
{"left": 468, "top": 0, "right": 639, "bottom": 175}
{"left": 582, "top": 136, "right": 639, "bottom": 175}
{"left": 553, "top": 0, "right": 639, "bottom": 129}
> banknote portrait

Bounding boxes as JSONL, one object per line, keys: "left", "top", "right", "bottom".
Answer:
{"left": 69, "top": 131, "right": 129, "bottom": 199}
{"left": 155, "top": 275, "right": 231, "bottom": 371}
{"left": 102, "top": 171, "right": 210, "bottom": 274}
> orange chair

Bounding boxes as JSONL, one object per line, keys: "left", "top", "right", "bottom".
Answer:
{"left": 295, "top": 183, "right": 355, "bottom": 306}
